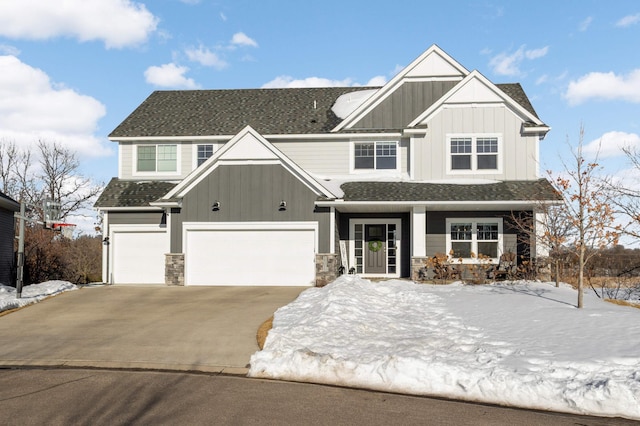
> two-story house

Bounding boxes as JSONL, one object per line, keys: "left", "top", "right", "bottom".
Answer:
{"left": 95, "top": 44, "right": 558, "bottom": 286}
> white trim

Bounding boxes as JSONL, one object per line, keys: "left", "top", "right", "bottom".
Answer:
{"left": 96, "top": 206, "right": 166, "bottom": 212}
{"left": 329, "top": 207, "right": 335, "bottom": 254}
{"left": 316, "top": 200, "right": 558, "bottom": 207}
{"left": 409, "top": 137, "right": 416, "bottom": 180}
{"left": 348, "top": 218, "right": 402, "bottom": 278}
{"left": 132, "top": 143, "right": 182, "bottom": 178}
{"left": 446, "top": 133, "right": 503, "bottom": 175}
{"left": 102, "top": 211, "right": 109, "bottom": 283}
{"left": 111, "top": 132, "right": 404, "bottom": 142}
{"left": 412, "top": 206, "right": 426, "bottom": 257}
{"left": 445, "top": 217, "right": 503, "bottom": 264}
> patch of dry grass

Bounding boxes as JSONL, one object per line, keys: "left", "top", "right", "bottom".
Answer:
{"left": 256, "top": 315, "right": 273, "bottom": 350}
{"left": 605, "top": 299, "right": 640, "bottom": 309}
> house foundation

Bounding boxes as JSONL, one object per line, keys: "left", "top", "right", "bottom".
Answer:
{"left": 165, "top": 253, "right": 185, "bottom": 286}
{"left": 315, "top": 253, "right": 339, "bottom": 287}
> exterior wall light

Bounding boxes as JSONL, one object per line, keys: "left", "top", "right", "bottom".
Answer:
{"left": 212, "top": 201, "right": 221, "bottom": 211}
{"left": 279, "top": 200, "right": 287, "bottom": 211}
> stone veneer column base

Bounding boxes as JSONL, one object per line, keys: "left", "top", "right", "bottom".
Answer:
{"left": 315, "top": 253, "right": 339, "bottom": 287}
{"left": 165, "top": 253, "right": 185, "bottom": 286}
{"left": 411, "top": 257, "right": 429, "bottom": 281}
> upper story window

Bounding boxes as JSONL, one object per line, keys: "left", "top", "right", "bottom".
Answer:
{"left": 448, "top": 135, "right": 500, "bottom": 173}
{"left": 197, "top": 144, "right": 214, "bottom": 167}
{"left": 136, "top": 144, "right": 177, "bottom": 173}
{"left": 446, "top": 218, "right": 502, "bottom": 262}
{"left": 354, "top": 141, "right": 397, "bottom": 171}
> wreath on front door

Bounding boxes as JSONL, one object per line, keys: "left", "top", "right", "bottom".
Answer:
{"left": 368, "top": 240, "right": 383, "bottom": 252}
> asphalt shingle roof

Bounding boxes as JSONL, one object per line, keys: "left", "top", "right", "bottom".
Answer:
{"left": 109, "top": 83, "right": 540, "bottom": 138}
{"left": 94, "top": 178, "right": 177, "bottom": 208}
{"left": 340, "top": 179, "right": 560, "bottom": 202}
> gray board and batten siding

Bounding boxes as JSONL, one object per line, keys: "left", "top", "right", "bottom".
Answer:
{"left": 0, "top": 208, "right": 16, "bottom": 285}
{"left": 350, "top": 81, "right": 458, "bottom": 130}
{"left": 169, "top": 163, "right": 331, "bottom": 253}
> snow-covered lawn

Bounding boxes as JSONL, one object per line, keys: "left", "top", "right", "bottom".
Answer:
{"left": 249, "top": 276, "right": 640, "bottom": 420}
{"left": 0, "top": 281, "right": 77, "bottom": 313}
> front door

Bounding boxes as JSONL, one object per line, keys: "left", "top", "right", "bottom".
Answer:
{"left": 350, "top": 219, "right": 400, "bottom": 277}
{"left": 365, "top": 224, "right": 386, "bottom": 274}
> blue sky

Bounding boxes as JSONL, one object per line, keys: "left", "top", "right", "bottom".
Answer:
{"left": 0, "top": 0, "right": 639, "bottom": 189}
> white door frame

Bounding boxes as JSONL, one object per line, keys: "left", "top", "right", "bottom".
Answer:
{"left": 349, "top": 218, "right": 401, "bottom": 278}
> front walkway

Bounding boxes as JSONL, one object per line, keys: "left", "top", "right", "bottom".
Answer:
{"left": 0, "top": 285, "right": 306, "bottom": 374}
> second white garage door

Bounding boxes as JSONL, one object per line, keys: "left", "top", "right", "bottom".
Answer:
{"left": 184, "top": 222, "right": 317, "bottom": 286}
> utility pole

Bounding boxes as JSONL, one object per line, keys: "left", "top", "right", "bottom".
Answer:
{"left": 15, "top": 201, "right": 26, "bottom": 298}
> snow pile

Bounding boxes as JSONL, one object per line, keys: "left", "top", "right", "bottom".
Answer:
{"left": 249, "top": 276, "right": 640, "bottom": 420}
{"left": 0, "top": 281, "right": 77, "bottom": 313}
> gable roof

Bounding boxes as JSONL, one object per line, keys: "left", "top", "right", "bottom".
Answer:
{"left": 94, "top": 179, "right": 177, "bottom": 208}
{"left": 333, "top": 44, "right": 469, "bottom": 132}
{"left": 339, "top": 179, "right": 560, "bottom": 202}
{"left": 160, "top": 125, "right": 336, "bottom": 202}
{"left": 408, "top": 70, "right": 546, "bottom": 129}
{"left": 109, "top": 87, "right": 377, "bottom": 139}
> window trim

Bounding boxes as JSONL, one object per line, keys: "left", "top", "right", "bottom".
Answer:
{"left": 446, "top": 134, "right": 502, "bottom": 174}
{"left": 133, "top": 143, "right": 181, "bottom": 177}
{"left": 445, "top": 217, "right": 503, "bottom": 263}
{"left": 350, "top": 141, "right": 401, "bottom": 173}
{"left": 194, "top": 143, "right": 216, "bottom": 168}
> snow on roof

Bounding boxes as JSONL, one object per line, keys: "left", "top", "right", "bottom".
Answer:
{"left": 330, "top": 89, "right": 378, "bottom": 120}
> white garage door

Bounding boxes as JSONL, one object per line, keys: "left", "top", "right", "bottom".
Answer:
{"left": 184, "top": 222, "right": 317, "bottom": 286}
{"left": 111, "top": 228, "right": 167, "bottom": 284}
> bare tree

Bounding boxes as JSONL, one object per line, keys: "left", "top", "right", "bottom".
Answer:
{"left": 37, "top": 140, "right": 103, "bottom": 220}
{"left": 551, "top": 125, "right": 620, "bottom": 308}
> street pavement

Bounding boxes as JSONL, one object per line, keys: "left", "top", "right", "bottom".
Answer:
{"left": 1, "top": 368, "right": 636, "bottom": 426}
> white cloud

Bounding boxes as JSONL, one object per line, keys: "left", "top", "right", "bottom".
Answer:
{"left": 185, "top": 45, "right": 228, "bottom": 69}
{"left": 179, "top": 0, "right": 200, "bottom": 4}
{"left": 584, "top": 131, "right": 640, "bottom": 158}
{"left": 565, "top": 69, "right": 640, "bottom": 105}
{"left": 579, "top": 16, "right": 593, "bottom": 31}
{"left": 525, "top": 46, "right": 549, "bottom": 60}
{"left": 0, "top": 44, "right": 20, "bottom": 56}
{"left": 0, "top": 55, "right": 109, "bottom": 158}
{"left": 366, "top": 76, "right": 387, "bottom": 86}
{"left": 262, "top": 76, "right": 354, "bottom": 88}
{"left": 220, "top": 12, "right": 228, "bottom": 22}
{"left": 535, "top": 74, "right": 548, "bottom": 85}
{"left": 231, "top": 32, "right": 258, "bottom": 48}
{"left": 0, "top": 0, "right": 158, "bottom": 49}
{"left": 144, "top": 63, "right": 199, "bottom": 89}
{"left": 489, "top": 45, "right": 549, "bottom": 76}
{"left": 616, "top": 13, "right": 640, "bottom": 28}
{"left": 262, "top": 73, "right": 388, "bottom": 89}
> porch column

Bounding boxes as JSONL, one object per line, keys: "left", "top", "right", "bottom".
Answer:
{"left": 411, "top": 205, "right": 426, "bottom": 257}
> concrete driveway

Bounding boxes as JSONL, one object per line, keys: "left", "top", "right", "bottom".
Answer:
{"left": 0, "top": 285, "right": 306, "bottom": 374}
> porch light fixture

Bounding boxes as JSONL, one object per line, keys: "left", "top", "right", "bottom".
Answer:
{"left": 212, "top": 200, "right": 221, "bottom": 211}
{"left": 279, "top": 200, "right": 287, "bottom": 211}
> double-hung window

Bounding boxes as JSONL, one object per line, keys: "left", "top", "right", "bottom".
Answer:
{"left": 448, "top": 135, "right": 500, "bottom": 172}
{"left": 354, "top": 141, "right": 397, "bottom": 170}
{"left": 136, "top": 144, "right": 177, "bottom": 173}
{"left": 446, "top": 218, "right": 502, "bottom": 262}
